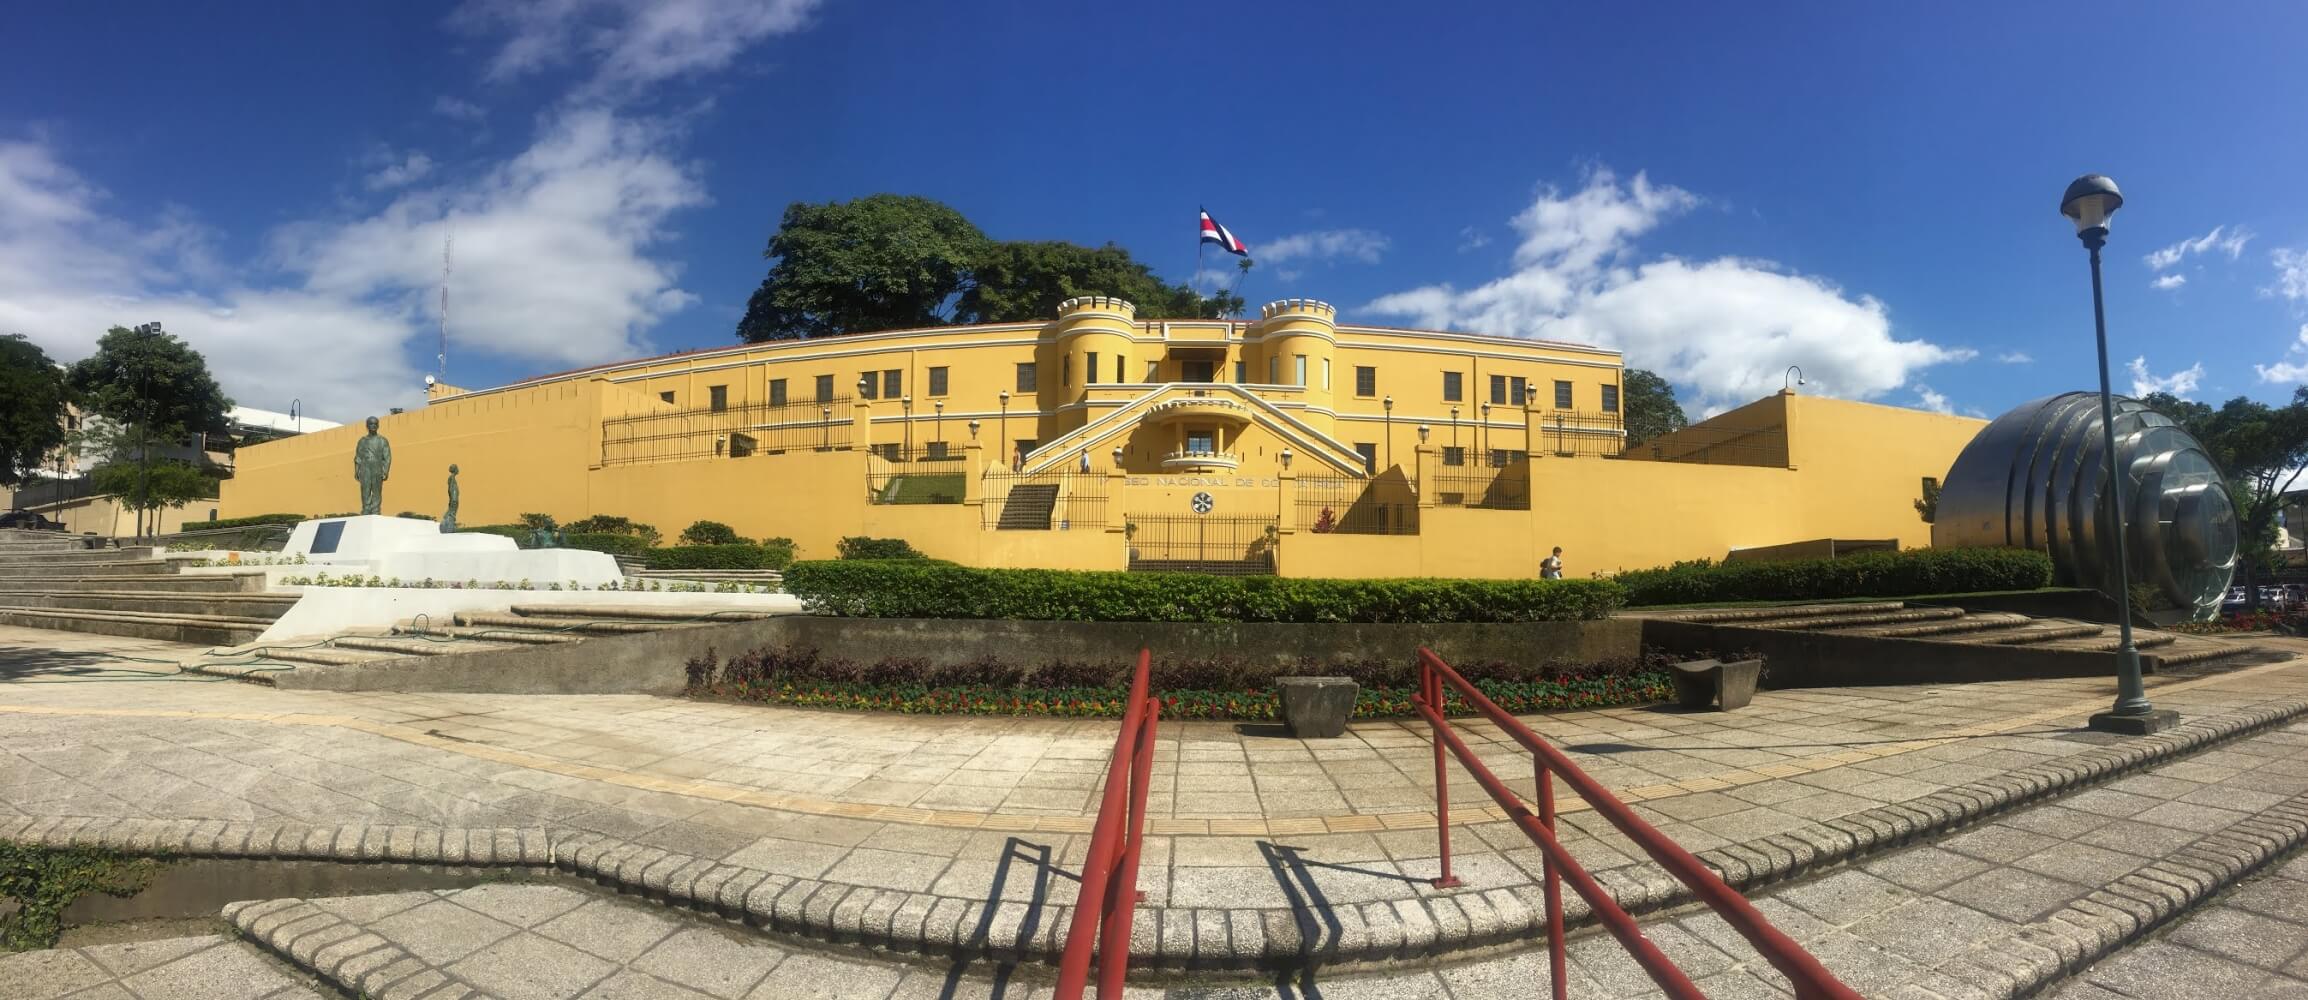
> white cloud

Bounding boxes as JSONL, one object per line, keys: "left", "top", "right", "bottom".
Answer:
{"left": 1364, "top": 167, "right": 1971, "bottom": 413}
{"left": 1913, "top": 384, "right": 1954, "bottom": 414}
{"left": 2145, "top": 225, "right": 2252, "bottom": 271}
{"left": 2151, "top": 273, "right": 2186, "bottom": 291}
{"left": 1457, "top": 226, "right": 1489, "bottom": 252}
{"left": 1995, "top": 351, "right": 2033, "bottom": 364}
{"left": 2127, "top": 356, "right": 2206, "bottom": 398}
{"left": 363, "top": 151, "right": 435, "bottom": 191}
{"left": 1255, "top": 228, "right": 1389, "bottom": 267}
{"left": 2255, "top": 325, "right": 2308, "bottom": 385}
{"left": 454, "top": 0, "right": 820, "bottom": 97}
{"left": 433, "top": 96, "right": 487, "bottom": 123}
{"left": 2274, "top": 248, "right": 2308, "bottom": 303}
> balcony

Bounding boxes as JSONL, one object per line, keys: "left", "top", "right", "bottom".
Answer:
{"left": 1144, "top": 394, "right": 1253, "bottom": 426}
{"left": 1161, "top": 448, "right": 1241, "bottom": 471}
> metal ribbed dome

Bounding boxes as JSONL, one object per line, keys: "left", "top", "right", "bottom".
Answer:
{"left": 1933, "top": 392, "right": 2238, "bottom": 620}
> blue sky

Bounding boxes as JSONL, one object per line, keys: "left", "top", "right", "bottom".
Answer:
{"left": 5, "top": 1, "right": 2304, "bottom": 422}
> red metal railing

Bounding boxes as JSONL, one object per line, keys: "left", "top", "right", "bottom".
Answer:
{"left": 1414, "top": 648, "right": 1861, "bottom": 999}
{"left": 1054, "top": 648, "right": 1160, "bottom": 999}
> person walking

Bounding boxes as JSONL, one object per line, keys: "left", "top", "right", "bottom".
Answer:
{"left": 1540, "top": 546, "right": 1564, "bottom": 580}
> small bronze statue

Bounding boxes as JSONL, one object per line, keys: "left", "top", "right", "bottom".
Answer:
{"left": 440, "top": 464, "right": 460, "bottom": 533}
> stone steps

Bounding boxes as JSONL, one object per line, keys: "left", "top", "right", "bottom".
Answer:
{"left": 0, "top": 589, "right": 299, "bottom": 617}
{"left": 398, "top": 623, "right": 585, "bottom": 645}
{"left": 0, "top": 545, "right": 157, "bottom": 565}
{"left": 1650, "top": 601, "right": 1911, "bottom": 623}
{"left": 454, "top": 612, "right": 698, "bottom": 635}
{"left": 1742, "top": 606, "right": 1969, "bottom": 630}
{"left": 326, "top": 635, "right": 534, "bottom": 658}
{"left": 0, "top": 560, "right": 174, "bottom": 578}
{"left": 1, "top": 572, "right": 266, "bottom": 593}
{"left": 506, "top": 603, "right": 784, "bottom": 622}
{"left": 0, "top": 607, "right": 268, "bottom": 646}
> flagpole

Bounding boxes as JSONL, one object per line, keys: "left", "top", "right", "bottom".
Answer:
{"left": 1194, "top": 240, "right": 1208, "bottom": 301}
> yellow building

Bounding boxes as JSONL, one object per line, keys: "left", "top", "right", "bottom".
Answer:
{"left": 220, "top": 297, "right": 1987, "bottom": 577}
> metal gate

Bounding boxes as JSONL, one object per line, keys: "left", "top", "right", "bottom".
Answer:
{"left": 1125, "top": 515, "right": 1277, "bottom": 575}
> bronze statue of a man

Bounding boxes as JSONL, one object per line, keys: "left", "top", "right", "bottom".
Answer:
{"left": 440, "top": 464, "right": 460, "bottom": 532}
{"left": 353, "top": 416, "right": 392, "bottom": 516}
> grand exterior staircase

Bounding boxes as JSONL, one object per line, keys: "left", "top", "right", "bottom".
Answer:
{"left": 0, "top": 530, "right": 288, "bottom": 646}
{"left": 1647, "top": 600, "right": 2251, "bottom": 668}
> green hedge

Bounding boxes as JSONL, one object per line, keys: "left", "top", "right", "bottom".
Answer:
{"left": 1615, "top": 547, "right": 2055, "bottom": 607}
{"left": 198, "top": 513, "right": 307, "bottom": 530}
{"left": 562, "top": 532, "right": 654, "bottom": 557}
{"left": 781, "top": 561, "right": 1625, "bottom": 623}
{"left": 649, "top": 541, "right": 797, "bottom": 571}
{"left": 837, "top": 536, "right": 924, "bottom": 560}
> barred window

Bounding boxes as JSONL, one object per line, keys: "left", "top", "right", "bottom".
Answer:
{"left": 1355, "top": 366, "right": 1376, "bottom": 397}
{"left": 1554, "top": 380, "right": 1573, "bottom": 409}
{"left": 1442, "top": 371, "right": 1462, "bottom": 402}
{"left": 768, "top": 379, "right": 787, "bottom": 406}
{"left": 928, "top": 366, "right": 948, "bottom": 396}
{"left": 1602, "top": 384, "right": 1620, "bottom": 412}
{"left": 1015, "top": 362, "right": 1036, "bottom": 393}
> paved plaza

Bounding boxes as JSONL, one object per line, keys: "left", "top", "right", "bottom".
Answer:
{"left": 4, "top": 624, "right": 2308, "bottom": 997}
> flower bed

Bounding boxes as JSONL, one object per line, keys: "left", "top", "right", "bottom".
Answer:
{"left": 2170, "top": 609, "right": 2302, "bottom": 635}
{"left": 683, "top": 644, "right": 1683, "bottom": 719}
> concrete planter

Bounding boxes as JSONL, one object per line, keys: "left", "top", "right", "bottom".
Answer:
{"left": 1276, "top": 676, "right": 1358, "bottom": 738}
{"left": 1670, "top": 658, "right": 1762, "bottom": 711}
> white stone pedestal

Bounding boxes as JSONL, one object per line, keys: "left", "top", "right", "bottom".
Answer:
{"left": 282, "top": 515, "right": 622, "bottom": 587}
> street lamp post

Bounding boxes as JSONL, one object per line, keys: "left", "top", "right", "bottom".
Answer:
{"left": 1480, "top": 403, "right": 1492, "bottom": 466}
{"left": 934, "top": 400, "right": 944, "bottom": 453}
{"left": 998, "top": 390, "right": 1011, "bottom": 470}
{"left": 2062, "top": 174, "right": 2176, "bottom": 736}
{"left": 1784, "top": 366, "right": 1805, "bottom": 392}
{"left": 901, "top": 396, "right": 914, "bottom": 459}
{"left": 1383, "top": 395, "right": 1394, "bottom": 473}
{"left": 820, "top": 406, "right": 831, "bottom": 450}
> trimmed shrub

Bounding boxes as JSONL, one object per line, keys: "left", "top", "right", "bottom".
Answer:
{"left": 198, "top": 513, "right": 307, "bottom": 530}
{"left": 567, "top": 514, "right": 661, "bottom": 546}
{"left": 837, "top": 536, "right": 923, "bottom": 560}
{"left": 781, "top": 561, "right": 1626, "bottom": 623}
{"left": 684, "top": 644, "right": 1681, "bottom": 719}
{"left": 562, "top": 532, "right": 653, "bottom": 557}
{"left": 394, "top": 511, "right": 436, "bottom": 521}
{"left": 680, "top": 519, "right": 746, "bottom": 546}
{"left": 649, "top": 542, "right": 796, "bottom": 571}
{"left": 1614, "top": 547, "right": 2054, "bottom": 607}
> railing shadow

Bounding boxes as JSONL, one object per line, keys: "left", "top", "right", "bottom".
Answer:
{"left": 941, "top": 836, "right": 1065, "bottom": 999}
{"left": 1259, "top": 841, "right": 1349, "bottom": 1000}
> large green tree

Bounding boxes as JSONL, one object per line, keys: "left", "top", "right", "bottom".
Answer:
{"left": 0, "top": 334, "right": 72, "bottom": 488}
{"left": 2140, "top": 388, "right": 2308, "bottom": 610}
{"left": 737, "top": 195, "right": 989, "bottom": 341}
{"left": 738, "top": 196, "right": 1241, "bottom": 342}
{"left": 88, "top": 458, "right": 220, "bottom": 519}
{"left": 1621, "top": 368, "right": 1688, "bottom": 447}
{"left": 65, "top": 325, "right": 231, "bottom": 536}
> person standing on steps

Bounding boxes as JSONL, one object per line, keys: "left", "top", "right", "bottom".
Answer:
{"left": 1540, "top": 546, "right": 1564, "bottom": 579}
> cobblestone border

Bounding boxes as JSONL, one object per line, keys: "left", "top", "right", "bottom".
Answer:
{"left": 222, "top": 897, "right": 484, "bottom": 1000}
{"left": 7, "top": 698, "right": 2304, "bottom": 975}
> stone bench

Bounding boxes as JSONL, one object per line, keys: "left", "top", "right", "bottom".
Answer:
{"left": 1669, "top": 658, "right": 1762, "bottom": 711}
{"left": 1277, "top": 676, "right": 1358, "bottom": 738}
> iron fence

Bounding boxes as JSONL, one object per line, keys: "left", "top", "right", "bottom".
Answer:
{"left": 867, "top": 448, "right": 967, "bottom": 505}
{"left": 1295, "top": 474, "right": 1419, "bottom": 535}
{"left": 981, "top": 471, "right": 1109, "bottom": 530}
{"left": 1126, "top": 515, "right": 1277, "bottom": 573}
{"left": 7, "top": 475, "right": 98, "bottom": 508}
{"left": 601, "top": 396, "right": 855, "bottom": 466}
{"left": 1427, "top": 464, "right": 1530, "bottom": 511}
{"left": 1627, "top": 420, "right": 1789, "bottom": 468}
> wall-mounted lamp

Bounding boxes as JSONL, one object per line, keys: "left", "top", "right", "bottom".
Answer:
{"left": 1417, "top": 424, "right": 1431, "bottom": 444}
{"left": 967, "top": 419, "right": 981, "bottom": 439}
{"left": 1279, "top": 447, "right": 1293, "bottom": 471}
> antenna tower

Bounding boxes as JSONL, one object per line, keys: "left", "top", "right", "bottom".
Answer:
{"left": 438, "top": 226, "right": 452, "bottom": 380}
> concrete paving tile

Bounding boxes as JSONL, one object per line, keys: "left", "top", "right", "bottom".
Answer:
{"left": 580, "top": 970, "right": 719, "bottom": 999}
{"left": 75, "top": 935, "right": 219, "bottom": 978}
{"left": 442, "top": 883, "right": 591, "bottom": 928}
{"left": 0, "top": 947, "right": 112, "bottom": 999}
{"left": 535, "top": 899, "right": 685, "bottom": 964}
{"left": 2069, "top": 940, "right": 2270, "bottom": 1000}
{"left": 742, "top": 952, "right": 902, "bottom": 999}
{"left": 629, "top": 927, "right": 787, "bottom": 998}
{"left": 368, "top": 899, "right": 520, "bottom": 965}
{"left": 2165, "top": 907, "right": 2308, "bottom": 969}
{"left": 1773, "top": 868, "right": 1912, "bottom": 926}
{"left": 1938, "top": 867, "right": 2088, "bottom": 924}
{"left": 717, "top": 836, "right": 851, "bottom": 878}
{"left": 821, "top": 847, "right": 953, "bottom": 893}
{"left": 2012, "top": 842, "right": 2149, "bottom": 885}
{"left": 123, "top": 940, "right": 318, "bottom": 1000}
{"left": 447, "top": 931, "right": 619, "bottom": 1000}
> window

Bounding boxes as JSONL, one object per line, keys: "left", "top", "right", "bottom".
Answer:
{"left": 1234, "top": 360, "right": 1246, "bottom": 383}
{"left": 928, "top": 367, "right": 948, "bottom": 396}
{"left": 659, "top": 390, "right": 675, "bottom": 404}
{"left": 709, "top": 385, "right": 728, "bottom": 412}
{"left": 858, "top": 373, "right": 878, "bottom": 400}
{"left": 1510, "top": 377, "right": 1528, "bottom": 406}
{"left": 1554, "top": 380, "right": 1573, "bottom": 410}
{"left": 1183, "top": 359, "right": 1214, "bottom": 382}
{"left": 1602, "top": 384, "right": 1620, "bottom": 413}
{"left": 1442, "top": 446, "right": 1466, "bottom": 467}
{"left": 814, "top": 374, "right": 833, "bottom": 401}
{"left": 1015, "top": 362, "right": 1036, "bottom": 393}
{"left": 1087, "top": 351, "right": 1099, "bottom": 384}
{"left": 769, "top": 379, "right": 787, "bottom": 406}
{"left": 1063, "top": 356, "right": 1071, "bottom": 387}
{"left": 1489, "top": 374, "right": 1507, "bottom": 404}
{"left": 1355, "top": 442, "right": 1378, "bottom": 474}
{"left": 1443, "top": 371, "right": 1463, "bottom": 402}
{"left": 1116, "top": 356, "right": 1125, "bottom": 384}
{"left": 1269, "top": 357, "right": 1279, "bottom": 384}
{"left": 1294, "top": 354, "right": 1308, "bottom": 387}
{"left": 876, "top": 443, "right": 900, "bottom": 461}
{"left": 881, "top": 369, "right": 901, "bottom": 398}
{"left": 729, "top": 433, "right": 756, "bottom": 458}
{"left": 1187, "top": 430, "right": 1216, "bottom": 454}
{"left": 1146, "top": 360, "right": 1160, "bottom": 382}
{"left": 1323, "top": 358, "right": 1331, "bottom": 390}
{"left": 927, "top": 440, "right": 951, "bottom": 460}
{"left": 1355, "top": 366, "right": 1376, "bottom": 397}
{"left": 1489, "top": 448, "right": 1512, "bottom": 468}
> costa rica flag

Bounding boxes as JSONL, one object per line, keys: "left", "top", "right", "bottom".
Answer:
{"left": 1199, "top": 209, "right": 1248, "bottom": 256}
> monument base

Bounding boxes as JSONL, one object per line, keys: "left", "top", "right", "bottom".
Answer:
{"left": 2087, "top": 708, "right": 2180, "bottom": 736}
{"left": 281, "top": 515, "right": 622, "bottom": 588}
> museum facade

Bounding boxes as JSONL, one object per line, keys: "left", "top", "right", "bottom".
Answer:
{"left": 220, "top": 297, "right": 1987, "bottom": 577}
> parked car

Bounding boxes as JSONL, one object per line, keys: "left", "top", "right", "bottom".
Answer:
{"left": 0, "top": 510, "right": 63, "bottom": 531}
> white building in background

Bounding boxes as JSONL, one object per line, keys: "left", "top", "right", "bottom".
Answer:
{"left": 3, "top": 403, "right": 339, "bottom": 536}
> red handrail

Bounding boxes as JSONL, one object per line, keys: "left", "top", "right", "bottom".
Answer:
{"left": 1054, "top": 648, "right": 1160, "bottom": 999}
{"left": 1415, "top": 648, "right": 1861, "bottom": 1000}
